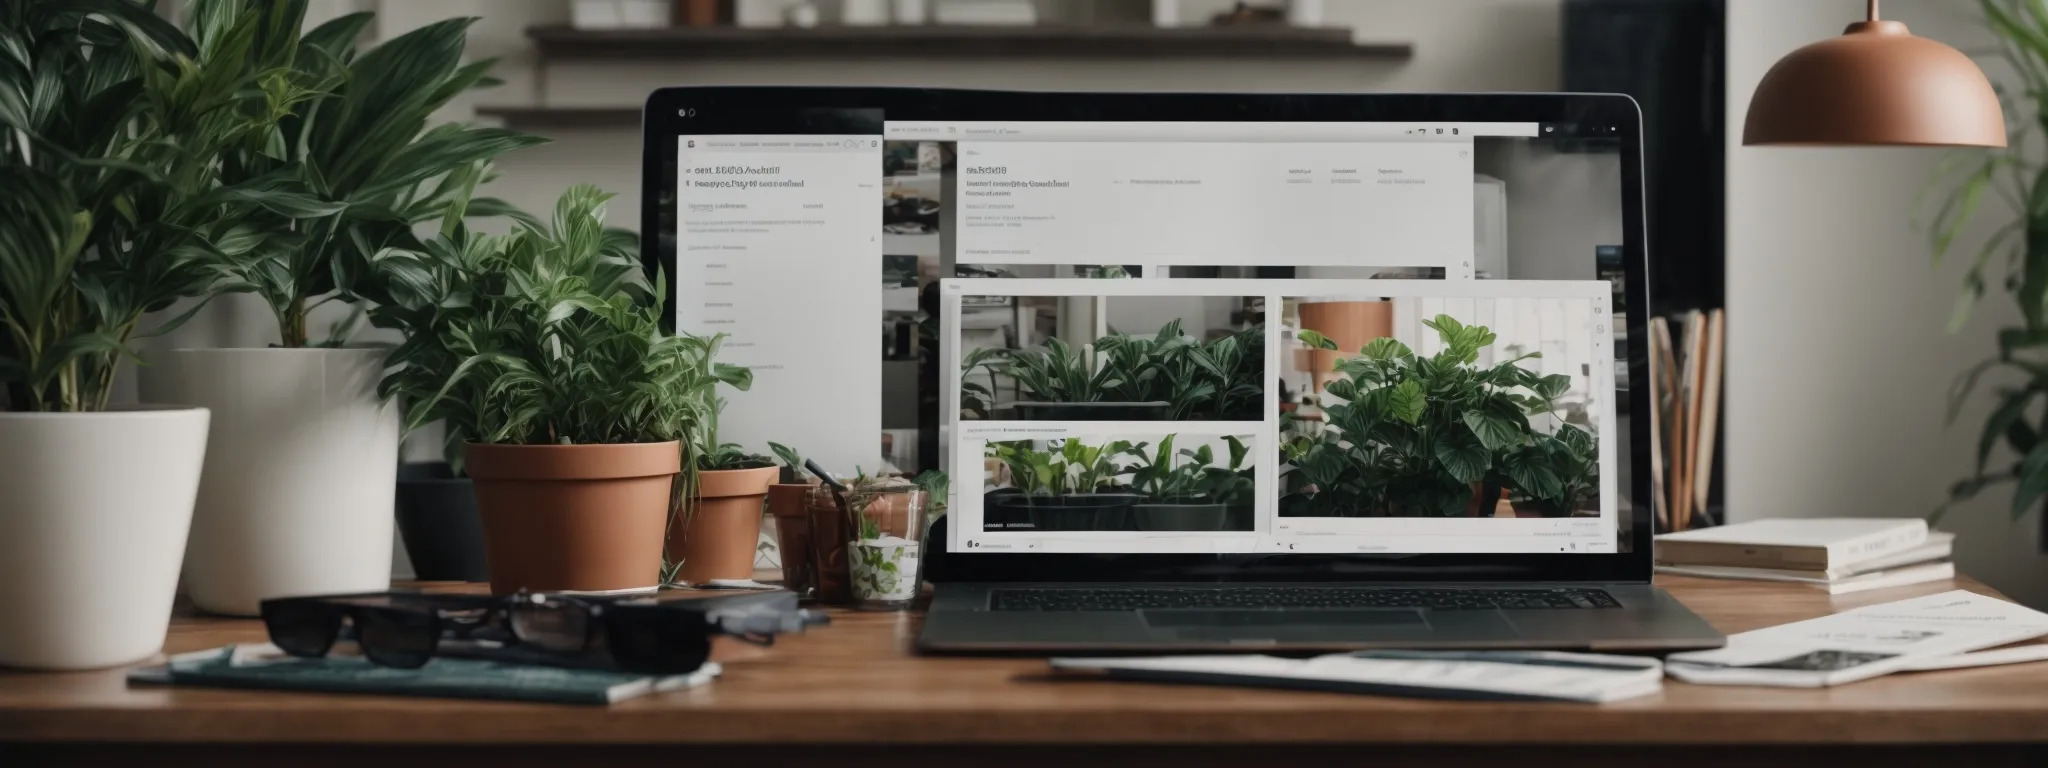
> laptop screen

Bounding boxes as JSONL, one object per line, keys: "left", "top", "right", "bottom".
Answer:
{"left": 668, "top": 109, "right": 1636, "bottom": 559}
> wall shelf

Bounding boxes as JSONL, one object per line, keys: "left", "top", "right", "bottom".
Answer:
{"left": 476, "top": 106, "right": 640, "bottom": 129}
{"left": 526, "top": 24, "right": 1413, "bottom": 60}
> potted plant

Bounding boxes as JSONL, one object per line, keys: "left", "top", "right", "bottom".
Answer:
{"left": 393, "top": 461, "right": 490, "bottom": 581}
{"left": 0, "top": 0, "right": 254, "bottom": 668}
{"left": 985, "top": 439, "right": 1143, "bottom": 531}
{"left": 1002, "top": 335, "right": 1170, "bottom": 421}
{"left": 138, "top": 1, "right": 546, "bottom": 614}
{"left": 761, "top": 443, "right": 818, "bottom": 593}
{"left": 969, "top": 321, "right": 1267, "bottom": 422}
{"left": 843, "top": 474, "right": 928, "bottom": 610}
{"left": 1280, "top": 317, "right": 1577, "bottom": 518}
{"left": 1127, "top": 435, "right": 1256, "bottom": 531}
{"left": 373, "top": 184, "right": 745, "bottom": 595}
{"left": 667, "top": 426, "right": 777, "bottom": 586}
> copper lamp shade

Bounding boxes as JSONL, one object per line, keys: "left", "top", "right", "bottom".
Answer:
{"left": 1743, "top": 2, "right": 2005, "bottom": 147}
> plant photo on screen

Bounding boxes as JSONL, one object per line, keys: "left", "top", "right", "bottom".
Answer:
{"left": 1280, "top": 312, "right": 1597, "bottom": 519}
{"left": 959, "top": 302, "right": 1265, "bottom": 422}
{"left": 982, "top": 434, "right": 1256, "bottom": 532}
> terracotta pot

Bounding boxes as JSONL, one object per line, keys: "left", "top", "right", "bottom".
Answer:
{"left": 1299, "top": 300, "right": 1394, "bottom": 352}
{"left": 767, "top": 483, "right": 815, "bottom": 595}
{"left": 675, "top": 0, "right": 720, "bottom": 26}
{"left": 1466, "top": 483, "right": 1511, "bottom": 518}
{"left": 805, "top": 485, "right": 853, "bottom": 606}
{"left": 671, "top": 465, "right": 778, "bottom": 584}
{"left": 1298, "top": 301, "right": 1393, "bottom": 394}
{"left": 466, "top": 441, "right": 679, "bottom": 595}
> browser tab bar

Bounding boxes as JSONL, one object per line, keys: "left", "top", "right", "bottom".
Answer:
{"left": 882, "top": 121, "right": 1539, "bottom": 142}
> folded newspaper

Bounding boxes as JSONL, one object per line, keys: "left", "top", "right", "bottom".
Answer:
{"left": 1050, "top": 650, "right": 1664, "bottom": 703}
{"left": 1665, "top": 590, "right": 2048, "bottom": 687}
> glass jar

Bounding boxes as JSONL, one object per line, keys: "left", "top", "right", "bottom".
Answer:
{"left": 841, "top": 480, "right": 927, "bottom": 610}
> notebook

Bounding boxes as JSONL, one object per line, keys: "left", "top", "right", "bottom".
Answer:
{"left": 129, "top": 644, "right": 719, "bottom": 705}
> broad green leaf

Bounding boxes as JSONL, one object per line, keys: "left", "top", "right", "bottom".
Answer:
{"left": 1462, "top": 410, "right": 1523, "bottom": 451}
{"left": 1505, "top": 451, "right": 1564, "bottom": 500}
{"left": 1434, "top": 429, "right": 1490, "bottom": 484}
{"left": 1387, "top": 380, "right": 1425, "bottom": 424}
{"left": 1361, "top": 337, "right": 1413, "bottom": 362}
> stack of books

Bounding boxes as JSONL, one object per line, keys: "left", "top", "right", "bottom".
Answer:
{"left": 1654, "top": 518, "right": 1954, "bottom": 595}
{"left": 1648, "top": 309, "right": 1725, "bottom": 532}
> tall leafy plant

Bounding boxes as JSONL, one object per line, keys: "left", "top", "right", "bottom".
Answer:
{"left": 1, "top": 0, "right": 308, "bottom": 411}
{"left": 195, "top": 0, "right": 545, "bottom": 348}
{"left": 1929, "top": 0, "right": 2048, "bottom": 524}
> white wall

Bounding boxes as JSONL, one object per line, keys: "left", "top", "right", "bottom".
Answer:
{"left": 1727, "top": 0, "right": 2048, "bottom": 606}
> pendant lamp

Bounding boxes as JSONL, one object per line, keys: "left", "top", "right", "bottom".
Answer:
{"left": 1743, "top": 0, "right": 2005, "bottom": 147}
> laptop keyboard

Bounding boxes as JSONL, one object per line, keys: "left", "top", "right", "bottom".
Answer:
{"left": 989, "top": 586, "right": 1622, "bottom": 612}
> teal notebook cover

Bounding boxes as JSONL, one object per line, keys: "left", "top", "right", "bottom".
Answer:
{"left": 129, "top": 646, "right": 718, "bottom": 705}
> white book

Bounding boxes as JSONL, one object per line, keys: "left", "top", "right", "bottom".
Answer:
{"left": 1661, "top": 560, "right": 1953, "bottom": 595}
{"left": 1658, "top": 532, "right": 1955, "bottom": 581}
{"left": 1815, "top": 561, "right": 1956, "bottom": 595}
{"left": 1053, "top": 650, "right": 1664, "bottom": 703}
{"left": 1655, "top": 518, "right": 1928, "bottom": 570}
{"left": 1667, "top": 590, "right": 2048, "bottom": 687}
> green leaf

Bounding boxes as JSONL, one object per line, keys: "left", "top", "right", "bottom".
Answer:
{"left": 1505, "top": 451, "right": 1564, "bottom": 500}
{"left": 1297, "top": 329, "right": 1338, "bottom": 350}
{"left": 1529, "top": 374, "right": 1573, "bottom": 401}
{"left": 1434, "top": 429, "right": 1490, "bottom": 484}
{"left": 1387, "top": 380, "right": 1425, "bottom": 424}
{"left": 1360, "top": 337, "right": 1413, "bottom": 362}
{"left": 1980, "top": 388, "right": 2039, "bottom": 473}
{"left": 2012, "top": 440, "right": 2048, "bottom": 519}
{"left": 1462, "top": 410, "right": 1523, "bottom": 451}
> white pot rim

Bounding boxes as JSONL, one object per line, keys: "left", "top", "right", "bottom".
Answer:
{"left": 0, "top": 405, "right": 208, "bottom": 420}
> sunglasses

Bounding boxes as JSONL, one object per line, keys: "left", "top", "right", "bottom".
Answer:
{"left": 259, "top": 592, "right": 715, "bottom": 675}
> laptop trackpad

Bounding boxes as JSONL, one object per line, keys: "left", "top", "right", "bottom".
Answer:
{"left": 1142, "top": 609, "right": 1514, "bottom": 643}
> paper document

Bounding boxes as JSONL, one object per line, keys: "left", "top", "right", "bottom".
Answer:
{"left": 1666, "top": 590, "right": 2048, "bottom": 687}
{"left": 1052, "top": 650, "right": 1663, "bottom": 703}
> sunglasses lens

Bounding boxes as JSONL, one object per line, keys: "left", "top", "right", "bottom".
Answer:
{"left": 509, "top": 597, "right": 591, "bottom": 652}
{"left": 355, "top": 607, "right": 438, "bottom": 669}
{"left": 261, "top": 600, "right": 343, "bottom": 658}
{"left": 604, "top": 608, "right": 712, "bottom": 676}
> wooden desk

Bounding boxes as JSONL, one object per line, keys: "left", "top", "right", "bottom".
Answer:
{"left": 3, "top": 576, "right": 2047, "bottom": 767}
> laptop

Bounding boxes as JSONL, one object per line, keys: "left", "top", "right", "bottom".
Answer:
{"left": 641, "top": 88, "right": 1722, "bottom": 652}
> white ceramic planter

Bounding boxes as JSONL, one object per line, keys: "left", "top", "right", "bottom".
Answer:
{"left": 146, "top": 349, "right": 398, "bottom": 616}
{"left": 0, "top": 407, "right": 209, "bottom": 669}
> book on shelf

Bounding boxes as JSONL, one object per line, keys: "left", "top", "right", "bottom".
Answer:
{"left": 1654, "top": 517, "right": 1929, "bottom": 570}
{"left": 1648, "top": 309, "right": 1724, "bottom": 532}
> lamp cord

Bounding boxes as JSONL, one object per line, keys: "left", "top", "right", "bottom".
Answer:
{"left": 1868, "top": 0, "right": 1879, "bottom": 21}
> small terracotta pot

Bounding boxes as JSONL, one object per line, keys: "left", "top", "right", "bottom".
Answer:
{"left": 805, "top": 485, "right": 853, "bottom": 606}
{"left": 671, "top": 465, "right": 778, "bottom": 584}
{"left": 767, "top": 483, "right": 816, "bottom": 596}
{"left": 466, "top": 441, "right": 679, "bottom": 595}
